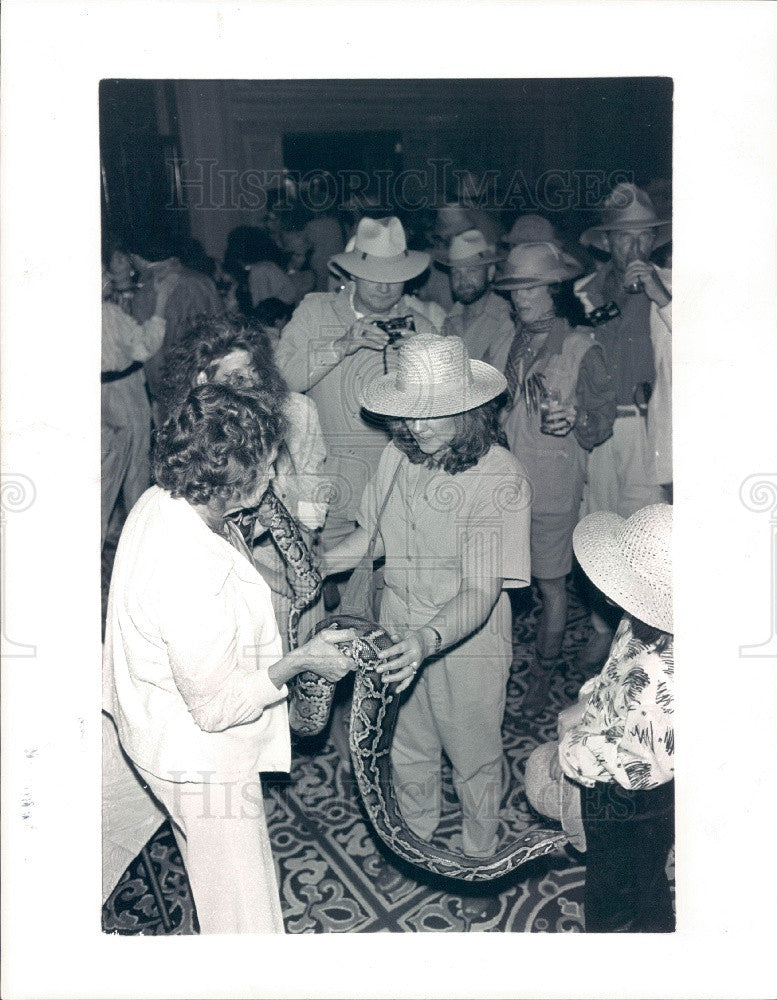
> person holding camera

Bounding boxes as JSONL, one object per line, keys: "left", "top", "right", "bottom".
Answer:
{"left": 276, "top": 216, "right": 438, "bottom": 555}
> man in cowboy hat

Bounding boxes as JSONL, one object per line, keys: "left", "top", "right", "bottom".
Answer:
{"left": 438, "top": 229, "right": 513, "bottom": 364}
{"left": 574, "top": 181, "right": 672, "bottom": 667}
{"left": 276, "top": 215, "right": 438, "bottom": 553}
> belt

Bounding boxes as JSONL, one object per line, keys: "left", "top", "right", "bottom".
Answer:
{"left": 101, "top": 360, "right": 143, "bottom": 384}
{"left": 616, "top": 404, "right": 641, "bottom": 418}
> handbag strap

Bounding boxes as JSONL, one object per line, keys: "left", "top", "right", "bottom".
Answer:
{"left": 364, "top": 449, "right": 403, "bottom": 558}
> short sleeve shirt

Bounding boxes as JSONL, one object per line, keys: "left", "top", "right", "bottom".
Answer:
{"left": 359, "top": 443, "right": 531, "bottom": 629}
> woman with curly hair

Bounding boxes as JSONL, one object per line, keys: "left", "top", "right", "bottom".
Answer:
{"left": 323, "top": 334, "right": 532, "bottom": 860}
{"left": 159, "top": 313, "right": 330, "bottom": 643}
{"left": 103, "top": 380, "right": 355, "bottom": 933}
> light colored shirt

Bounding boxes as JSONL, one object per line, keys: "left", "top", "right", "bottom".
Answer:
{"left": 102, "top": 302, "right": 165, "bottom": 373}
{"left": 104, "top": 486, "right": 291, "bottom": 782}
{"left": 359, "top": 443, "right": 531, "bottom": 631}
{"left": 274, "top": 392, "right": 329, "bottom": 530}
{"left": 275, "top": 286, "right": 437, "bottom": 524}
{"left": 443, "top": 289, "right": 514, "bottom": 364}
{"left": 560, "top": 615, "right": 674, "bottom": 790}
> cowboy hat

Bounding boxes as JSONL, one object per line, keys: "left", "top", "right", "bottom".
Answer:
{"left": 432, "top": 202, "right": 477, "bottom": 240}
{"left": 573, "top": 503, "right": 673, "bottom": 633}
{"left": 580, "top": 182, "right": 672, "bottom": 252}
{"left": 359, "top": 333, "right": 506, "bottom": 419}
{"left": 434, "top": 228, "right": 505, "bottom": 268}
{"left": 493, "top": 241, "right": 583, "bottom": 290}
{"left": 504, "top": 214, "right": 559, "bottom": 247}
{"left": 329, "top": 216, "right": 430, "bottom": 283}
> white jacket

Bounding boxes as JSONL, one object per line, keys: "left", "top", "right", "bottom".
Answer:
{"left": 103, "top": 487, "right": 291, "bottom": 782}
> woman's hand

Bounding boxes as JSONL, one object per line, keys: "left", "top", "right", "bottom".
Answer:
{"left": 541, "top": 403, "right": 577, "bottom": 437}
{"left": 376, "top": 628, "right": 434, "bottom": 694}
{"left": 334, "top": 318, "right": 391, "bottom": 358}
{"left": 293, "top": 627, "right": 358, "bottom": 683}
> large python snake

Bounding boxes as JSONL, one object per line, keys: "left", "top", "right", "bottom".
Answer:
{"left": 256, "top": 488, "right": 567, "bottom": 883}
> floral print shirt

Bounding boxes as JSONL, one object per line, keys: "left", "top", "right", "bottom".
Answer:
{"left": 559, "top": 616, "right": 674, "bottom": 790}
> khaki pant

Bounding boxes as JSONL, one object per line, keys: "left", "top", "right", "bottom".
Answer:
{"left": 102, "top": 713, "right": 284, "bottom": 934}
{"left": 390, "top": 652, "right": 508, "bottom": 857}
{"left": 583, "top": 414, "right": 666, "bottom": 519}
{"left": 137, "top": 766, "right": 284, "bottom": 935}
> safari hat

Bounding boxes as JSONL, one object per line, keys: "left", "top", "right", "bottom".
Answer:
{"left": 494, "top": 241, "right": 583, "bottom": 290}
{"left": 359, "top": 332, "right": 506, "bottom": 419}
{"left": 580, "top": 182, "right": 672, "bottom": 252}
{"left": 329, "top": 216, "right": 429, "bottom": 283}
{"left": 504, "top": 214, "right": 559, "bottom": 247}
{"left": 432, "top": 202, "right": 476, "bottom": 240}
{"left": 573, "top": 503, "right": 673, "bottom": 633}
{"left": 434, "top": 228, "right": 505, "bottom": 268}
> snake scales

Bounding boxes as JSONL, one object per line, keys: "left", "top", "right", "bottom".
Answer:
{"left": 256, "top": 488, "right": 566, "bottom": 883}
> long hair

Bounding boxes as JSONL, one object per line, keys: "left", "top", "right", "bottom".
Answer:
{"left": 387, "top": 398, "right": 503, "bottom": 475}
{"left": 153, "top": 381, "right": 286, "bottom": 507}
{"left": 548, "top": 278, "right": 590, "bottom": 327}
{"left": 627, "top": 612, "right": 673, "bottom": 653}
{"left": 159, "top": 313, "right": 287, "bottom": 417}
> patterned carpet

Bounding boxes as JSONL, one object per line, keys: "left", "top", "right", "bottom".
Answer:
{"left": 101, "top": 535, "right": 672, "bottom": 935}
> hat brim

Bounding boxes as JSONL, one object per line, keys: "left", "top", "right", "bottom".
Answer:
{"left": 359, "top": 360, "right": 507, "bottom": 419}
{"left": 434, "top": 249, "right": 505, "bottom": 269}
{"left": 329, "top": 249, "right": 430, "bottom": 283}
{"left": 580, "top": 220, "right": 672, "bottom": 252}
{"left": 493, "top": 263, "right": 582, "bottom": 290}
{"left": 573, "top": 511, "right": 673, "bottom": 633}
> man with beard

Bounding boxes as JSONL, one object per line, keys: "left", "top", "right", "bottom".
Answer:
{"left": 439, "top": 229, "right": 513, "bottom": 365}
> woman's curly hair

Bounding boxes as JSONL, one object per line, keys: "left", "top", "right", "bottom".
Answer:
{"left": 386, "top": 398, "right": 504, "bottom": 475}
{"left": 159, "top": 313, "right": 287, "bottom": 418}
{"left": 153, "top": 381, "right": 287, "bottom": 506}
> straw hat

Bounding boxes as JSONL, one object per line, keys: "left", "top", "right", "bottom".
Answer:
{"left": 580, "top": 182, "right": 672, "bottom": 252}
{"left": 434, "top": 228, "right": 505, "bottom": 268}
{"left": 359, "top": 333, "right": 506, "bottom": 419}
{"left": 329, "top": 216, "right": 429, "bottom": 283}
{"left": 573, "top": 503, "right": 673, "bottom": 633}
{"left": 493, "top": 241, "right": 583, "bottom": 290}
{"left": 504, "top": 214, "right": 559, "bottom": 247}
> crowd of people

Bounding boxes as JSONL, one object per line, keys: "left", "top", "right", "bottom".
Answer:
{"left": 101, "top": 177, "right": 674, "bottom": 934}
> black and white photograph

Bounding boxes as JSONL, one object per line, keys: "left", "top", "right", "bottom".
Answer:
{"left": 3, "top": 3, "right": 777, "bottom": 999}
{"left": 98, "top": 77, "right": 675, "bottom": 937}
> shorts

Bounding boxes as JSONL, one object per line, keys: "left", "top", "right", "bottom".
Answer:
{"left": 530, "top": 509, "right": 578, "bottom": 580}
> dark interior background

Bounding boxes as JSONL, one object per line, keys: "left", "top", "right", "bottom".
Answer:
{"left": 100, "top": 78, "right": 672, "bottom": 260}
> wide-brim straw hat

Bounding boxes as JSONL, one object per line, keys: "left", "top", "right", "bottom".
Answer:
{"left": 580, "top": 182, "right": 672, "bottom": 252}
{"left": 330, "top": 216, "right": 429, "bottom": 283}
{"left": 504, "top": 214, "right": 560, "bottom": 247}
{"left": 434, "top": 228, "right": 505, "bottom": 268}
{"left": 360, "top": 332, "right": 507, "bottom": 419}
{"left": 494, "top": 241, "right": 583, "bottom": 290}
{"left": 573, "top": 503, "right": 673, "bottom": 633}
